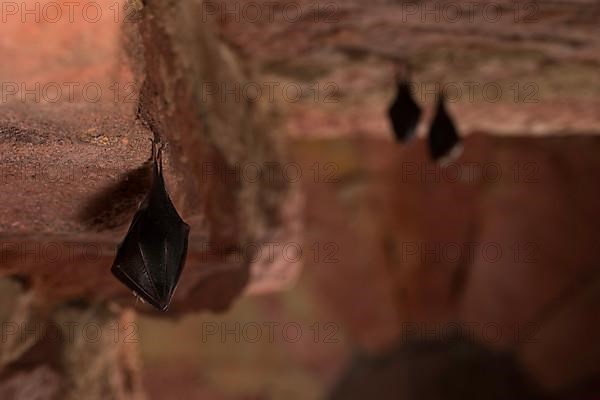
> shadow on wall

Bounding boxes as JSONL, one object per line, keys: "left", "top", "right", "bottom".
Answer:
{"left": 330, "top": 336, "right": 547, "bottom": 400}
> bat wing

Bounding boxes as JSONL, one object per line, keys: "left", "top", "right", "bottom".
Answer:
{"left": 388, "top": 80, "right": 422, "bottom": 142}
{"left": 163, "top": 219, "right": 189, "bottom": 303}
{"left": 111, "top": 206, "right": 164, "bottom": 309}
{"left": 111, "top": 142, "right": 190, "bottom": 312}
{"left": 137, "top": 206, "right": 189, "bottom": 311}
{"left": 428, "top": 97, "right": 462, "bottom": 162}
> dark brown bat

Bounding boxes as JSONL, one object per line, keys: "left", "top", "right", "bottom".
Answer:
{"left": 388, "top": 78, "right": 422, "bottom": 142}
{"left": 111, "top": 141, "right": 190, "bottom": 311}
{"left": 428, "top": 94, "right": 462, "bottom": 162}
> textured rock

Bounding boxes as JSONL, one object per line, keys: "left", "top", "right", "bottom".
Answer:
{"left": 0, "top": 0, "right": 299, "bottom": 398}
{"left": 0, "top": 0, "right": 298, "bottom": 313}
{"left": 211, "top": 0, "right": 600, "bottom": 139}
{"left": 0, "top": 279, "right": 144, "bottom": 400}
{"left": 2, "top": 0, "right": 600, "bottom": 398}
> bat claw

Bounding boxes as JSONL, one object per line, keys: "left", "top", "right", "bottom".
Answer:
{"left": 132, "top": 291, "right": 146, "bottom": 304}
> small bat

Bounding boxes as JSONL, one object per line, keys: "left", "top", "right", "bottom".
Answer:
{"left": 388, "top": 76, "right": 422, "bottom": 142}
{"left": 428, "top": 94, "right": 462, "bottom": 162}
{"left": 111, "top": 141, "right": 190, "bottom": 311}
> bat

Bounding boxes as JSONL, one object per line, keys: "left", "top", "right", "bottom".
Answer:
{"left": 428, "top": 94, "right": 462, "bottom": 163}
{"left": 388, "top": 78, "right": 422, "bottom": 142}
{"left": 111, "top": 140, "right": 190, "bottom": 311}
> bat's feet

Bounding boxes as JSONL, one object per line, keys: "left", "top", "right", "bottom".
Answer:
{"left": 393, "top": 60, "right": 413, "bottom": 83}
{"left": 132, "top": 291, "right": 146, "bottom": 304}
{"left": 149, "top": 137, "right": 166, "bottom": 163}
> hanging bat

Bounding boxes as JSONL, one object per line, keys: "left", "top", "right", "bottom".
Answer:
{"left": 388, "top": 72, "right": 422, "bottom": 142}
{"left": 428, "top": 94, "right": 462, "bottom": 163}
{"left": 111, "top": 140, "right": 190, "bottom": 311}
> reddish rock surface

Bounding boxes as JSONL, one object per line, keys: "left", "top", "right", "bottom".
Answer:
{"left": 0, "top": 0, "right": 297, "bottom": 313}
{"left": 2, "top": 0, "right": 600, "bottom": 399}
{"left": 1, "top": 1, "right": 297, "bottom": 398}
{"left": 296, "top": 134, "right": 600, "bottom": 392}
{"left": 209, "top": 0, "right": 600, "bottom": 140}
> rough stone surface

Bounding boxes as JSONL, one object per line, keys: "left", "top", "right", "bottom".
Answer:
{"left": 2, "top": 0, "right": 600, "bottom": 398}
{"left": 212, "top": 0, "right": 600, "bottom": 139}
{"left": 0, "top": 279, "right": 145, "bottom": 400}
{"left": 0, "top": 0, "right": 298, "bottom": 313}
{"left": 0, "top": 0, "right": 298, "bottom": 398}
